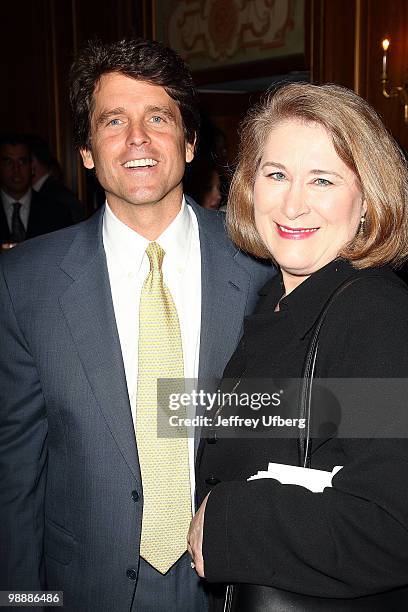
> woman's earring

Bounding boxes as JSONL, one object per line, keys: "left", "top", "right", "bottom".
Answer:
{"left": 358, "top": 215, "right": 366, "bottom": 235}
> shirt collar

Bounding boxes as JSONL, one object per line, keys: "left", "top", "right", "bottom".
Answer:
{"left": 33, "top": 173, "right": 50, "bottom": 192}
{"left": 1, "top": 188, "right": 32, "bottom": 209}
{"left": 156, "top": 196, "right": 192, "bottom": 275}
{"left": 103, "top": 196, "right": 191, "bottom": 275}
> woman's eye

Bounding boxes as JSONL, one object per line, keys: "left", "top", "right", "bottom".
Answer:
{"left": 150, "top": 115, "right": 164, "bottom": 124}
{"left": 314, "top": 178, "right": 333, "bottom": 186}
{"left": 108, "top": 118, "right": 122, "bottom": 126}
{"left": 269, "top": 171, "right": 286, "bottom": 181}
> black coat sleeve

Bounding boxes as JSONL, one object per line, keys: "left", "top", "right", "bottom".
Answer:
{"left": 202, "top": 277, "right": 408, "bottom": 597}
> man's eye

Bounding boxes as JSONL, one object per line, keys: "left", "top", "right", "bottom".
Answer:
{"left": 108, "top": 118, "right": 122, "bottom": 126}
{"left": 314, "top": 178, "right": 333, "bottom": 186}
{"left": 150, "top": 115, "right": 164, "bottom": 124}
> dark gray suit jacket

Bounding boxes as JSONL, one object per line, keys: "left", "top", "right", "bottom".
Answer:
{"left": 0, "top": 199, "right": 273, "bottom": 611}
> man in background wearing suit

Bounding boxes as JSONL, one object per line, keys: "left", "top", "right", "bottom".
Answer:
{"left": 28, "top": 134, "right": 86, "bottom": 223}
{"left": 0, "top": 134, "right": 73, "bottom": 246}
{"left": 0, "top": 38, "right": 273, "bottom": 611}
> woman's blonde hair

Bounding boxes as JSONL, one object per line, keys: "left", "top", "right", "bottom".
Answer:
{"left": 227, "top": 82, "right": 408, "bottom": 268}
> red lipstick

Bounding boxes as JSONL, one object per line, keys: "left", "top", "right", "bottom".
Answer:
{"left": 276, "top": 223, "right": 319, "bottom": 240}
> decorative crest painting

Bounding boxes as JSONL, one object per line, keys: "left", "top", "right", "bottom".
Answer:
{"left": 154, "top": 0, "right": 305, "bottom": 72}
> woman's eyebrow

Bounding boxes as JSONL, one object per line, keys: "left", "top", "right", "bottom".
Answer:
{"left": 260, "top": 161, "right": 287, "bottom": 171}
{"left": 310, "top": 169, "right": 344, "bottom": 179}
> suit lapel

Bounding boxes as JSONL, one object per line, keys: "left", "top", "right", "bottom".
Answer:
{"left": 188, "top": 201, "right": 251, "bottom": 462}
{"left": 59, "top": 209, "right": 140, "bottom": 481}
{"left": 190, "top": 201, "right": 250, "bottom": 384}
{"left": 26, "top": 190, "right": 42, "bottom": 238}
{"left": 0, "top": 195, "right": 10, "bottom": 241}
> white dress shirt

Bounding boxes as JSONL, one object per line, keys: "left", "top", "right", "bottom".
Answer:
{"left": 1, "top": 189, "right": 32, "bottom": 231}
{"left": 103, "top": 198, "right": 201, "bottom": 506}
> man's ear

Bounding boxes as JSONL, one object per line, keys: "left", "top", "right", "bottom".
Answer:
{"left": 80, "top": 148, "right": 95, "bottom": 170}
{"left": 185, "top": 136, "right": 196, "bottom": 164}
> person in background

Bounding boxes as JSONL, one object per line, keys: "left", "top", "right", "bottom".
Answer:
{"left": 27, "top": 133, "right": 85, "bottom": 223}
{"left": 185, "top": 157, "right": 222, "bottom": 211}
{"left": 184, "top": 112, "right": 226, "bottom": 211}
{"left": 189, "top": 83, "right": 408, "bottom": 610}
{"left": 0, "top": 37, "right": 272, "bottom": 612}
{"left": 0, "top": 134, "right": 73, "bottom": 248}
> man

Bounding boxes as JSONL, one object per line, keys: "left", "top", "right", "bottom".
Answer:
{"left": 0, "top": 134, "right": 73, "bottom": 245}
{"left": 0, "top": 39, "right": 273, "bottom": 611}
{"left": 28, "top": 134, "right": 86, "bottom": 223}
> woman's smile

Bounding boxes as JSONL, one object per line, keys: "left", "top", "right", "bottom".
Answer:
{"left": 275, "top": 223, "right": 319, "bottom": 239}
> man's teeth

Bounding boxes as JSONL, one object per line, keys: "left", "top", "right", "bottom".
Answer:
{"left": 123, "top": 159, "right": 157, "bottom": 168}
{"left": 278, "top": 225, "right": 317, "bottom": 234}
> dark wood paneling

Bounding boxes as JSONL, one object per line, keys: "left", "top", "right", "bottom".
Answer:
{"left": 364, "top": 0, "right": 408, "bottom": 151}
{"left": 3, "top": 0, "right": 408, "bottom": 205}
{"left": 311, "top": 0, "right": 408, "bottom": 148}
{"left": 1, "top": 0, "right": 137, "bottom": 209}
{"left": 1, "top": 1, "right": 55, "bottom": 136}
{"left": 312, "top": 0, "right": 357, "bottom": 89}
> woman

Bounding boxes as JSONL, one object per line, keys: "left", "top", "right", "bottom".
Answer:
{"left": 188, "top": 83, "right": 408, "bottom": 610}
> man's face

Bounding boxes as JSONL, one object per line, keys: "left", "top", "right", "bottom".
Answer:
{"left": 0, "top": 144, "right": 32, "bottom": 199}
{"left": 80, "top": 73, "right": 194, "bottom": 220}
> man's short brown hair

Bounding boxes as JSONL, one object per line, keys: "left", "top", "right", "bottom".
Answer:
{"left": 70, "top": 37, "right": 199, "bottom": 151}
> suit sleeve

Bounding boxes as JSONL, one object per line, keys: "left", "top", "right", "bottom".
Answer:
{"left": 0, "top": 259, "right": 47, "bottom": 590}
{"left": 202, "top": 278, "right": 408, "bottom": 597}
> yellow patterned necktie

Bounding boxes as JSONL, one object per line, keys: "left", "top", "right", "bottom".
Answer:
{"left": 136, "top": 241, "right": 191, "bottom": 574}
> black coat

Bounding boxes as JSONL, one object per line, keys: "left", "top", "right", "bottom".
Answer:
{"left": 38, "top": 176, "right": 85, "bottom": 224}
{"left": 196, "top": 259, "right": 408, "bottom": 607}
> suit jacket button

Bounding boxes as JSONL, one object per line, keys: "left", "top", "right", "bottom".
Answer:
{"left": 126, "top": 568, "right": 137, "bottom": 580}
{"left": 131, "top": 490, "right": 139, "bottom": 502}
{"left": 205, "top": 475, "right": 220, "bottom": 486}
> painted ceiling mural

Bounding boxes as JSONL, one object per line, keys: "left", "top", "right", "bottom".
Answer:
{"left": 156, "top": 0, "right": 305, "bottom": 71}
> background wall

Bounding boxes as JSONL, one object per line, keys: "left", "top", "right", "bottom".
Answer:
{"left": 1, "top": 0, "right": 408, "bottom": 209}
{"left": 0, "top": 0, "right": 137, "bottom": 208}
{"left": 312, "top": 0, "right": 408, "bottom": 151}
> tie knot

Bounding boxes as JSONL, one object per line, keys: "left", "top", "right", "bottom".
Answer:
{"left": 12, "top": 202, "right": 21, "bottom": 213}
{"left": 146, "top": 242, "right": 165, "bottom": 272}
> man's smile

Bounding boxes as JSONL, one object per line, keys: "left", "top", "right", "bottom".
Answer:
{"left": 122, "top": 158, "right": 158, "bottom": 168}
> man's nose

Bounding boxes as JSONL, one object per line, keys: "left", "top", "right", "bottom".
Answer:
{"left": 125, "top": 121, "right": 151, "bottom": 147}
{"left": 280, "top": 182, "right": 311, "bottom": 220}
{"left": 11, "top": 162, "right": 23, "bottom": 176}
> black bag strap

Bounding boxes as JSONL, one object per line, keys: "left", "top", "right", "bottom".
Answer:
{"left": 298, "top": 276, "right": 370, "bottom": 468}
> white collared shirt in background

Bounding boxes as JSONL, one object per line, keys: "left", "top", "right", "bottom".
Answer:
{"left": 103, "top": 197, "right": 201, "bottom": 506}
{"left": 1, "top": 189, "right": 32, "bottom": 231}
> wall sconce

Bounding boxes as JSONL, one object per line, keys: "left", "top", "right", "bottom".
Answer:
{"left": 381, "top": 38, "right": 408, "bottom": 123}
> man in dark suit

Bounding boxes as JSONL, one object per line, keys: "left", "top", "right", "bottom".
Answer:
{"left": 0, "top": 134, "right": 73, "bottom": 246}
{"left": 0, "top": 39, "right": 273, "bottom": 611}
{"left": 28, "top": 134, "right": 86, "bottom": 223}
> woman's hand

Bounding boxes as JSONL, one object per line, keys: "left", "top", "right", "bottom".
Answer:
{"left": 187, "top": 493, "right": 210, "bottom": 578}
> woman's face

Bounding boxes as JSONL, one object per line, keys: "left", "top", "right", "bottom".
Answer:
{"left": 253, "top": 119, "right": 366, "bottom": 294}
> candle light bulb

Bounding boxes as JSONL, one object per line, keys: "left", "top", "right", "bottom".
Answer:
{"left": 382, "top": 39, "right": 390, "bottom": 52}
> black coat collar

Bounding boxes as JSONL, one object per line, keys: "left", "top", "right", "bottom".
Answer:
{"left": 256, "top": 259, "right": 389, "bottom": 340}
